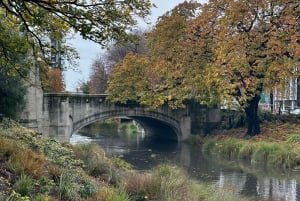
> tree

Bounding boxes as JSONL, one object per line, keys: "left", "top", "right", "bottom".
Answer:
{"left": 188, "top": 0, "right": 300, "bottom": 136}
{"left": 88, "top": 30, "right": 148, "bottom": 94}
{"left": 107, "top": 1, "right": 204, "bottom": 108}
{"left": 44, "top": 68, "right": 65, "bottom": 93}
{"left": 0, "top": 16, "right": 30, "bottom": 118}
{"left": 106, "top": 30, "right": 149, "bottom": 66}
{"left": 106, "top": 53, "right": 151, "bottom": 105}
{"left": 89, "top": 56, "right": 109, "bottom": 94}
{"left": 0, "top": 0, "right": 152, "bottom": 68}
{"left": 106, "top": 0, "right": 300, "bottom": 137}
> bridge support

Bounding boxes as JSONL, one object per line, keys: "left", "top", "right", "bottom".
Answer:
{"left": 19, "top": 61, "right": 44, "bottom": 133}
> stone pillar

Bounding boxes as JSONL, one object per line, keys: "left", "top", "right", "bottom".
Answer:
{"left": 19, "top": 60, "right": 43, "bottom": 133}
{"left": 179, "top": 116, "right": 191, "bottom": 141}
{"left": 44, "top": 94, "right": 72, "bottom": 142}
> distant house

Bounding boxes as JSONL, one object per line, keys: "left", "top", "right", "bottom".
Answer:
{"left": 260, "top": 77, "right": 300, "bottom": 113}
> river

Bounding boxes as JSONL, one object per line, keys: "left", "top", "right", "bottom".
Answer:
{"left": 71, "top": 128, "right": 300, "bottom": 201}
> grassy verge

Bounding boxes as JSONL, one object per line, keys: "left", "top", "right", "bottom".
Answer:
{"left": 197, "top": 123, "right": 300, "bottom": 170}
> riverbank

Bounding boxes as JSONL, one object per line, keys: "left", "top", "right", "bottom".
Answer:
{"left": 0, "top": 119, "right": 251, "bottom": 201}
{"left": 189, "top": 122, "right": 300, "bottom": 170}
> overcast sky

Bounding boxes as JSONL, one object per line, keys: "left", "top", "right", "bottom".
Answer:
{"left": 65, "top": 0, "right": 207, "bottom": 91}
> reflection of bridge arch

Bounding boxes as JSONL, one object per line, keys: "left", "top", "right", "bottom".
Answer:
{"left": 72, "top": 109, "right": 181, "bottom": 141}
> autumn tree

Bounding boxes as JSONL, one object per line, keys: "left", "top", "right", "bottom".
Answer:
{"left": 107, "top": 1, "right": 203, "bottom": 108}
{"left": 106, "top": 53, "right": 150, "bottom": 105}
{"left": 188, "top": 0, "right": 300, "bottom": 136}
{"left": 44, "top": 68, "right": 65, "bottom": 93}
{"left": 88, "top": 30, "right": 148, "bottom": 94}
{"left": 107, "top": 0, "right": 300, "bottom": 137}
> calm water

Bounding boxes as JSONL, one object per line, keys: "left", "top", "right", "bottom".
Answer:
{"left": 71, "top": 132, "right": 300, "bottom": 201}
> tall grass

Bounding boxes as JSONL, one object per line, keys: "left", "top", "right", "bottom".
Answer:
{"left": 286, "top": 132, "right": 300, "bottom": 143}
{"left": 58, "top": 170, "right": 81, "bottom": 201}
{"left": 6, "top": 149, "right": 49, "bottom": 178}
{"left": 198, "top": 184, "right": 252, "bottom": 201}
{"left": 238, "top": 141, "right": 257, "bottom": 160}
{"left": 125, "top": 164, "right": 198, "bottom": 201}
{"left": 202, "top": 138, "right": 300, "bottom": 169}
{"left": 15, "top": 174, "right": 34, "bottom": 197}
{"left": 86, "top": 187, "right": 131, "bottom": 201}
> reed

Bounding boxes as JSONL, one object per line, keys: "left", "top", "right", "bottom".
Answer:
{"left": 135, "top": 164, "right": 198, "bottom": 201}
{"left": 218, "top": 138, "right": 242, "bottom": 159}
{"left": 238, "top": 141, "right": 257, "bottom": 160}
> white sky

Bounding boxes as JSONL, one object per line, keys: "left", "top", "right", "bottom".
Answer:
{"left": 65, "top": 0, "right": 207, "bottom": 91}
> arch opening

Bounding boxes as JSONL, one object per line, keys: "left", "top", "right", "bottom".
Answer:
{"left": 72, "top": 114, "right": 180, "bottom": 142}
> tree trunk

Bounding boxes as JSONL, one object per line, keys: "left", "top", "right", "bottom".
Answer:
{"left": 245, "top": 94, "right": 261, "bottom": 136}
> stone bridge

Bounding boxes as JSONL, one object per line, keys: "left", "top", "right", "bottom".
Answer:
{"left": 20, "top": 77, "right": 221, "bottom": 142}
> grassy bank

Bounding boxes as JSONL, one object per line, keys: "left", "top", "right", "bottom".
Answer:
{"left": 0, "top": 119, "right": 252, "bottom": 201}
{"left": 192, "top": 122, "right": 300, "bottom": 170}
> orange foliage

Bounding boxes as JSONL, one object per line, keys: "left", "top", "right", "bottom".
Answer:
{"left": 47, "top": 68, "right": 65, "bottom": 92}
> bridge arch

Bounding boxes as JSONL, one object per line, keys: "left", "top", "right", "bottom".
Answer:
{"left": 71, "top": 108, "right": 181, "bottom": 141}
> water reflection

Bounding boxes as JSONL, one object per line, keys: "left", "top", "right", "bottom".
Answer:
{"left": 70, "top": 131, "right": 300, "bottom": 201}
